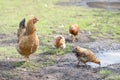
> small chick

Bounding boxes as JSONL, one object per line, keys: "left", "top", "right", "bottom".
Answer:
{"left": 54, "top": 35, "right": 66, "bottom": 54}
{"left": 72, "top": 46, "right": 100, "bottom": 66}
{"left": 69, "top": 24, "right": 80, "bottom": 42}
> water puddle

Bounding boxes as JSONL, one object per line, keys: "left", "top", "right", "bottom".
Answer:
{"left": 81, "top": 1, "right": 120, "bottom": 11}
{"left": 56, "top": 0, "right": 120, "bottom": 11}
{"left": 88, "top": 50, "right": 120, "bottom": 67}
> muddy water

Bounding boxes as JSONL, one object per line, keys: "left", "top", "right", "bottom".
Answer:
{"left": 56, "top": 0, "right": 120, "bottom": 11}
{"left": 81, "top": 1, "right": 120, "bottom": 11}
{"left": 80, "top": 0, "right": 120, "bottom": 9}
{"left": 88, "top": 50, "right": 120, "bottom": 67}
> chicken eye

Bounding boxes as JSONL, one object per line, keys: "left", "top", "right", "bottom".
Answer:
{"left": 75, "top": 47, "right": 79, "bottom": 50}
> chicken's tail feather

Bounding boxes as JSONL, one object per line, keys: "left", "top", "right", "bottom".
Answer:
{"left": 19, "top": 18, "right": 26, "bottom": 29}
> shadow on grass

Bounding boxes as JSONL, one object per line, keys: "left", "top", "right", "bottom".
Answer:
{"left": 0, "top": 61, "right": 25, "bottom": 71}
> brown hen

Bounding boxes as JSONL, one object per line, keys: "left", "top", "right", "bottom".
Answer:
{"left": 16, "top": 16, "right": 39, "bottom": 62}
{"left": 72, "top": 46, "right": 100, "bottom": 66}
{"left": 69, "top": 24, "right": 80, "bottom": 42}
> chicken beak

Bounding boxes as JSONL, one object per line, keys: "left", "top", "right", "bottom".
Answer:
{"left": 72, "top": 50, "right": 75, "bottom": 53}
{"left": 36, "top": 19, "right": 39, "bottom": 21}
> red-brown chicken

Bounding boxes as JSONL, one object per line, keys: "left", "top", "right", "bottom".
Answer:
{"left": 72, "top": 46, "right": 100, "bottom": 66}
{"left": 16, "top": 16, "right": 39, "bottom": 62}
{"left": 69, "top": 24, "right": 80, "bottom": 42}
{"left": 54, "top": 35, "right": 66, "bottom": 54}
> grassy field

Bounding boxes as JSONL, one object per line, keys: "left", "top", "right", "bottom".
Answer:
{"left": 0, "top": 0, "right": 120, "bottom": 35}
{"left": 0, "top": 0, "right": 120, "bottom": 71}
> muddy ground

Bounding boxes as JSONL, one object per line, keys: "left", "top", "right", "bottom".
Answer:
{"left": 0, "top": 30, "right": 120, "bottom": 80}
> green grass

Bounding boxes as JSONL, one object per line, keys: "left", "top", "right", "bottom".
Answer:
{"left": 2, "top": 71, "right": 19, "bottom": 79}
{"left": 100, "top": 69, "right": 120, "bottom": 80}
{"left": 106, "top": 75, "right": 120, "bottom": 80}
{"left": 18, "top": 61, "right": 40, "bottom": 69}
{"left": 0, "top": 47, "right": 20, "bottom": 60}
{"left": 100, "top": 69, "right": 111, "bottom": 75}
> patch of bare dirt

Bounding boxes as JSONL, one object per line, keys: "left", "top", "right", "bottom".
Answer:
{"left": 0, "top": 30, "right": 120, "bottom": 80}
{"left": 0, "top": 33, "right": 17, "bottom": 47}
